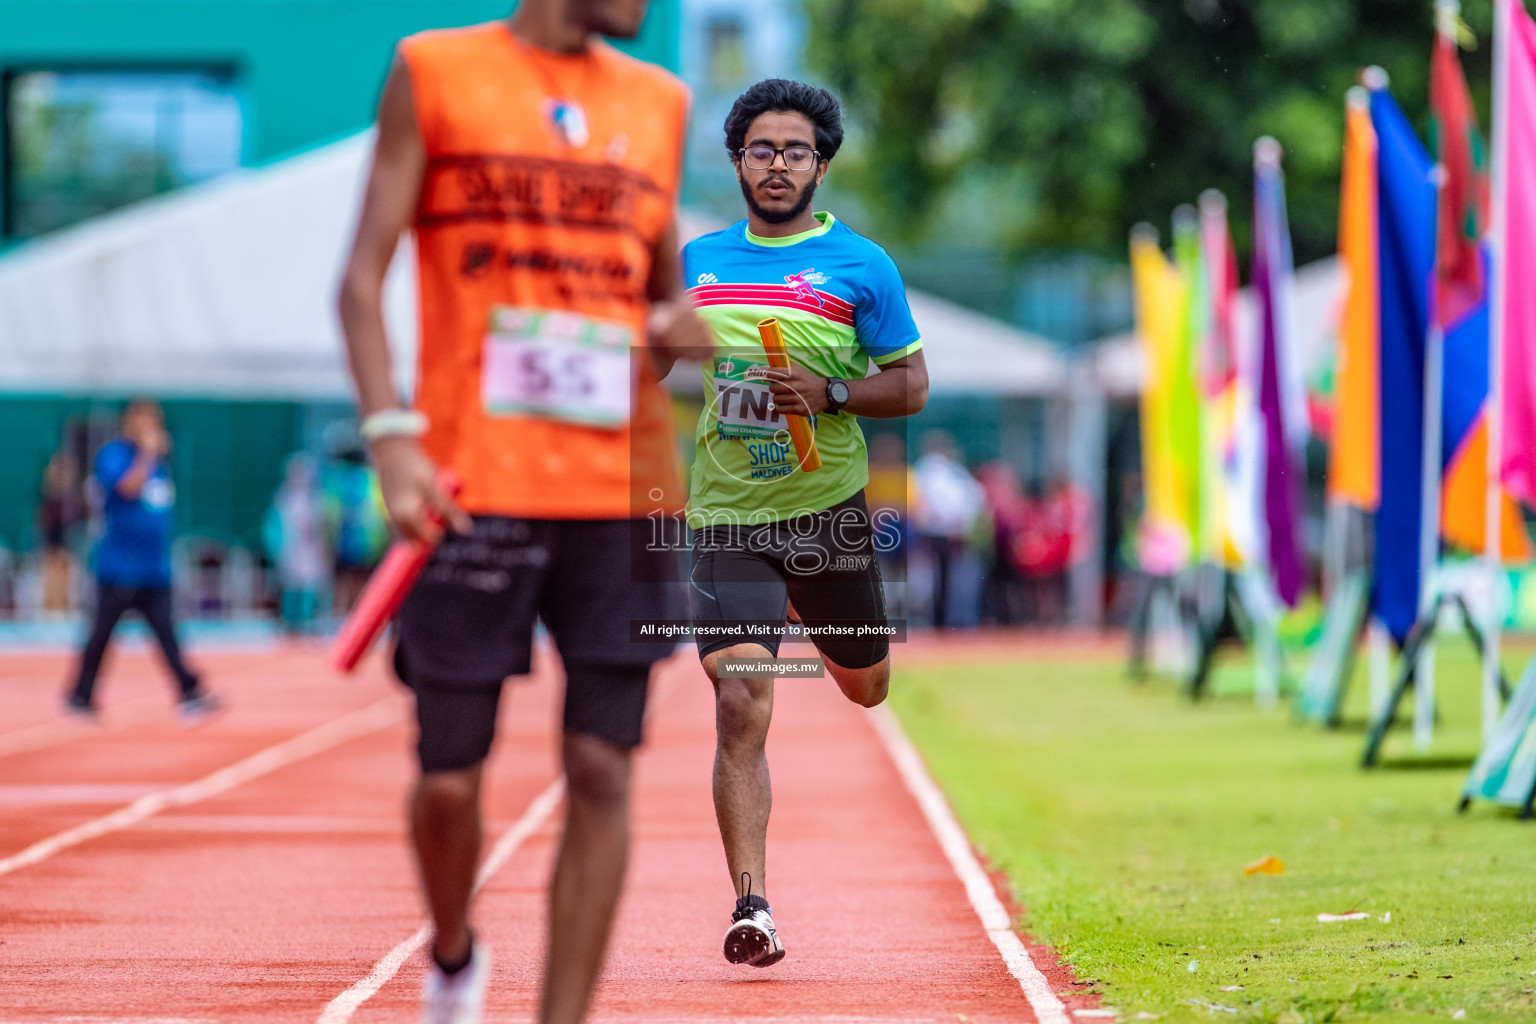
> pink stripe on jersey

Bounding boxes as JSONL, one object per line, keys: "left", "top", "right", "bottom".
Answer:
{"left": 689, "top": 283, "right": 855, "bottom": 318}
{"left": 691, "top": 293, "right": 856, "bottom": 326}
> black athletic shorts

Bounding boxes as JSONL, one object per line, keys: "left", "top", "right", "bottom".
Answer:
{"left": 394, "top": 516, "right": 684, "bottom": 772}
{"left": 689, "top": 490, "right": 889, "bottom": 669}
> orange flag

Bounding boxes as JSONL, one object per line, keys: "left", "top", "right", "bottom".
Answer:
{"left": 1329, "top": 89, "right": 1381, "bottom": 511}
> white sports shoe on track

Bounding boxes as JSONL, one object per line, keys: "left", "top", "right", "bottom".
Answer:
{"left": 723, "top": 902, "right": 786, "bottom": 968}
{"left": 420, "top": 943, "right": 491, "bottom": 1024}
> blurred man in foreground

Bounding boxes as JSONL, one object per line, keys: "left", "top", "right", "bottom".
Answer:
{"left": 336, "top": 0, "right": 704, "bottom": 1018}
{"left": 65, "top": 400, "right": 217, "bottom": 719}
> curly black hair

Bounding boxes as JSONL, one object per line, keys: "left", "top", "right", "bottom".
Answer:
{"left": 723, "top": 79, "right": 844, "bottom": 163}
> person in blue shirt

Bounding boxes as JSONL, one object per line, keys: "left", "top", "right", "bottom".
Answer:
{"left": 65, "top": 400, "right": 217, "bottom": 719}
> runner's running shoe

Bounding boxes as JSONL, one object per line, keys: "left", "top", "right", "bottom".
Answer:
{"left": 723, "top": 897, "right": 785, "bottom": 968}
{"left": 421, "top": 943, "right": 491, "bottom": 1024}
{"left": 63, "top": 695, "right": 98, "bottom": 719}
{"left": 177, "top": 691, "right": 223, "bottom": 724}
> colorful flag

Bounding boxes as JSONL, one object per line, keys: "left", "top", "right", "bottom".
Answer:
{"left": 1431, "top": 11, "right": 1490, "bottom": 327}
{"left": 1431, "top": 10, "right": 1532, "bottom": 557}
{"left": 1496, "top": 0, "right": 1536, "bottom": 511}
{"left": 1130, "top": 226, "right": 1196, "bottom": 574}
{"left": 1330, "top": 89, "right": 1382, "bottom": 512}
{"left": 1173, "top": 206, "right": 1211, "bottom": 560}
{"left": 1197, "top": 190, "right": 1257, "bottom": 568}
{"left": 1199, "top": 191, "right": 1240, "bottom": 397}
{"left": 1251, "top": 139, "right": 1308, "bottom": 607}
{"left": 1369, "top": 85, "right": 1438, "bottom": 645}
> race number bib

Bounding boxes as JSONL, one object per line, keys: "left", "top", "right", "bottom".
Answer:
{"left": 482, "top": 307, "right": 633, "bottom": 428}
{"left": 711, "top": 357, "right": 815, "bottom": 442}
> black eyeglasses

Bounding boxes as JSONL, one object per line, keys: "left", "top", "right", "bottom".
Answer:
{"left": 739, "top": 145, "right": 820, "bottom": 171}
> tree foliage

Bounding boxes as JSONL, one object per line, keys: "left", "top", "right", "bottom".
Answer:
{"left": 806, "top": 0, "right": 1492, "bottom": 263}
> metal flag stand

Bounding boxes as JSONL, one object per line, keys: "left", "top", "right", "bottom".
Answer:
{"left": 1356, "top": 45, "right": 1509, "bottom": 766}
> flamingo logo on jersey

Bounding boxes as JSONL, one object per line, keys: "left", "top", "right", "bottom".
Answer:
{"left": 784, "top": 269, "right": 827, "bottom": 307}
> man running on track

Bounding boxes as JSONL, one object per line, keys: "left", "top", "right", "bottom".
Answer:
{"left": 337, "top": 1, "right": 704, "bottom": 1019}
{"left": 680, "top": 79, "right": 929, "bottom": 968}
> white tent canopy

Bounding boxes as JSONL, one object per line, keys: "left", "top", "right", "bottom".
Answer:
{"left": 0, "top": 133, "right": 1065, "bottom": 400}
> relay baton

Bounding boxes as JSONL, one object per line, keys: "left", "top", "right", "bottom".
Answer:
{"left": 328, "top": 470, "right": 461, "bottom": 673}
{"left": 755, "top": 317, "right": 823, "bottom": 472}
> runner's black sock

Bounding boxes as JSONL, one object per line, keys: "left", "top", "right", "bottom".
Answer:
{"left": 432, "top": 932, "right": 475, "bottom": 976}
{"left": 736, "top": 894, "right": 771, "bottom": 913}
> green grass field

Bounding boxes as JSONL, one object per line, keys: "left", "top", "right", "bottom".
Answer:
{"left": 891, "top": 638, "right": 1536, "bottom": 1023}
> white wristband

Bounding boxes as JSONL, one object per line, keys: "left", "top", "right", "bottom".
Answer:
{"left": 359, "top": 409, "right": 429, "bottom": 441}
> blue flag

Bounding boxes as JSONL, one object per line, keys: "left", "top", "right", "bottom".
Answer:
{"left": 1369, "top": 86, "right": 1437, "bottom": 646}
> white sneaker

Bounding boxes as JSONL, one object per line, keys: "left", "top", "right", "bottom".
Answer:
{"left": 723, "top": 902, "right": 786, "bottom": 968}
{"left": 420, "top": 943, "right": 491, "bottom": 1024}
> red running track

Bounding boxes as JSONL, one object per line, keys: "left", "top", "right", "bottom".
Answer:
{"left": 0, "top": 642, "right": 1087, "bottom": 1023}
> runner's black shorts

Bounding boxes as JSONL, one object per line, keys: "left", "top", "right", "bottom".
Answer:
{"left": 393, "top": 516, "right": 685, "bottom": 772}
{"left": 689, "top": 490, "right": 889, "bottom": 669}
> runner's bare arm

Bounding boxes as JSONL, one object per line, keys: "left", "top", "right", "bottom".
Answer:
{"left": 113, "top": 450, "right": 158, "bottom": 500}
{"left": 339, "top": 56, "right": 421, "bottom": 419}
{"left": 114, "top": 425, "right": 168, "bottom": 500}
{"left": 645, "top": 217, "right": 711, "bottom": 377}
{"left": 764, "top": 349, "right": 929, "bottom": 419}
{"left": 337, "top": 55, "right": 470, "bottom": 542}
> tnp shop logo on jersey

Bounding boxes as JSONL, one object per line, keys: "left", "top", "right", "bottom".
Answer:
{"left": 784, "top": 269, "right": 827, "bottom": 306}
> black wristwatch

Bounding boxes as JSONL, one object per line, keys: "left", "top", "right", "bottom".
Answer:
{"left": 825, "top": 376, "right": 850, "bottom": 414}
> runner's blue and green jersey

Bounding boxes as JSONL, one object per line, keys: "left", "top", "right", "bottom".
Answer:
{"left": 682, "top": 212, "right": 921, "bottom": 523}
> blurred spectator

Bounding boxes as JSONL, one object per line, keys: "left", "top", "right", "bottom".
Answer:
{"left": 1010, "top": 476, "right": 1094, "bottom": 624}
{"left": 866, "top": 432, "right": 911, "bottom": 550}
{"left": 323, "top": 443, "right": 387, "bottom": 615}
{"left": 866, "top": 432, "right": 914, "bottom": 621}
{"left": 1108, "top": 470, "right": 1146, "bottom": 623}
{"left": 978, "top": 463, "right": 1028, "bottom": 625}
{"left": 1014, "top": 480, "right": 1065, "bottom": 623}
{"left": 65, "top": 400, "right": 218, "bottom": 719}
{"left": 1051, "top": 476, "right": 1094, "bottom": 570}
{"left": 264, "top": 453, "right": 331, "bottom": 636}
{"left": 37, "top": 450, "right": 84, "bottom": 613}
{"left": 911, "top": 431, "right": 985, "bottom": 628}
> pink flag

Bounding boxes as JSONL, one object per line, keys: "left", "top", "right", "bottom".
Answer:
{"left": 1498, "top": 0, "right": 1536, "bottom": 508}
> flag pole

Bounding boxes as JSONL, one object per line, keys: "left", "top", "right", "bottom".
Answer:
{"left": 1417, "top": 161, "right": 1446, "bottom": 752}
{"left": 1411, "top": 6, "right": 1466, "bottom": 751}
{"left": 1482, "top": 0, "right": 1514, "bottom": 741}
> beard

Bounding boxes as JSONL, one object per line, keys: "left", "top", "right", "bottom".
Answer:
{"left": 568, "top": 0, "right": 647, "bottom": 39}
{"left": 741, "top": 172, "right": 819, "bottom": 225}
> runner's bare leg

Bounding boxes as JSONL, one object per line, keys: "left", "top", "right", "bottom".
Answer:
{"left": 826, "top": 653, "right": 891, "bottom": 708}
{"left": 540, "top": 731, "right": 634, "bottom": 1024}
{"left": 705, "top": 643, "right": 776, "bottom": 900}
{"left": 411, "top": 764, "right": 483, "bottom": 964}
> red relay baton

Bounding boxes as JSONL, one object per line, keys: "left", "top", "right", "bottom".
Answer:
{"left": 329, "top": 470, "right": 462, "bottom": 673}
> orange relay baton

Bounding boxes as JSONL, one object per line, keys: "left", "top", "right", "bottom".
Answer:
{"left": 755, "top": 317, "right": 822, "bottom": 472}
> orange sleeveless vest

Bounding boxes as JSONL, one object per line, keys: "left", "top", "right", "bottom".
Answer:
{"left": 400, "top": 22, "right": 688, "bottom": 518}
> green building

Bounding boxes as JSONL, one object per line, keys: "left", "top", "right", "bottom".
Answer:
{"left": 0, "top": 0, "right": 678, "bottom": 559}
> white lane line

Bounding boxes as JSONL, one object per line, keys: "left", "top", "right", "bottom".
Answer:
{"left": 316, "top": 776, "right": 566, "bottom": 1023}
{"left": 0, "top": 698, "right": 401, "bottom": 878}
{"left": 316, "top": 655, "right": 689, "bottom": 1022}
{"left": 867, "top": 704, "right": 1071, "bottom": 1024}
{"left": 0, "top": 1018, "right": 218, "bottom": 1023}
{"left": 0, "top": 1017, "right": 219, "bottom": 1023}
{"left": 0, "top": 706, "right": 160, "bottom": 759}
{"left": 0, "top": 652, "right": 321, "bottom": 761}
